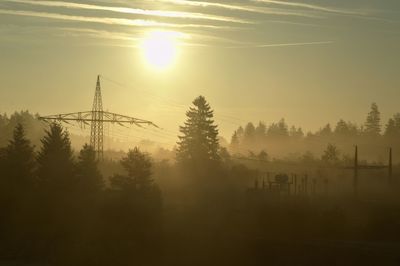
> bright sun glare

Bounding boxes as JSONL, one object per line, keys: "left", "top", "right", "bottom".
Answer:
{"left": 141, "top": 30, "right": 179, "bottom": 71}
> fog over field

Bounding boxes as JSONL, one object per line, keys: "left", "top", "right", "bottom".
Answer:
{"left": 1, "top": 0, "right": 400, "bottom": 265}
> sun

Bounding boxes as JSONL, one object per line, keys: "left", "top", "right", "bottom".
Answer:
{"left": 140, "top": 30, "right": 179, "bottom": 71}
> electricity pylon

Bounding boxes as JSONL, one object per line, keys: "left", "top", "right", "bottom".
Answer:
{"left": 39, "top": 75, "right": 158, "bottom": 160}
{"left": 91, "top": 76, "right": 104, "bottom": 160}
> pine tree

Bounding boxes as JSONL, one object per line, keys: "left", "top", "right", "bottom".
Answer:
{"left": 289, "top": 126, "right": 304, "bottom": 138}
{"left": 384, "top": 118, "right": 397, "bottom": 138}
{"left": 236, "top": 126, "right": 244, "bottom": 140}
{"left": 3, "top": 123, "right": 35, "bottom": 192}
{"left": 384, "top": 113, "right": 400, "bottom": 138}
{"left": 318, "top": 123, "right": 332, "bottom": 137}
{"left": 335, "top": 119, "right": 349, "bottom": 136}
{"left": 76, "top": 144, "right": 103, "bottom": 193}
{"left": 111, "top": 147, "right": 153, "bottom": 191}
{"left": 364, "top": 102, "right": 381, "bottom": 136}
{"left": 255, "top": 122, "right": 267, "bottom": 141}
{"left": 230, "top": 131, "right": 240, "bottom": 152}
{"left": 36, "top": 123, "right": 75, "bottom": 192}
{"left": 268, "top": 119, "right": 288, "bottom": 138}
{"left": 277, "top": 119, "right": 289, "bottom": 136}
{"left": 321, "top": 143, "right": 340, "bottom": 164}
{"left": 177, "top": 96, "right": 220, "bottom": 164}
{"left": 243, "top": 122, "right": 256, "bottom": 143}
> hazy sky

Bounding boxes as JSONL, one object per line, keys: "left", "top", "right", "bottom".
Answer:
{"left": 0, "top": 0, "right": 399, "bottom": 146}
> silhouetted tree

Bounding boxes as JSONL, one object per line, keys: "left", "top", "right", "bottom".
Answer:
{"left": 236, "top": 126, "right": 244, "bottom": 140}
{"left": 243, "top": 122, "right": 256, "bottom": 143}
{"left": 176, "top": 96, "right": 220, "bottom": 165}
{"left": 318, "top": 124, "right": 333, "bottom": 137}
{"left": 219, "top": 147, "right": 231, "bottom": 163}
{"left": 321, "top": 143, "right": 340, "bottom": 164}
{"left": 384, "top": 113, "right": 400, "bottom": 138}
{"left": 335, "top": 120, "right": 360, "bottom": 138}
{"left": 2, "top": 124, "right": 36, "bottom": 192}
{"left": 230, "top": 131, "right": 240, "bottom": 150}
{"left": 364, "top": 103, "right": 381, "bottom": 136}
{"left": 334, "top": 119, "right": 353, "bottom": 137}
{"left": 36, "top": 123, "right": 75, "bottom": 192}
{"left": 111, "top": 147, "right": 153, "bottom": 191}
{"left": 267, "top": 119, "right": 288, "bottom": 138}
{"left": 76, "top": 144, "right": 103, "bottom": 193}
{"left": 0, "top": 111, "right": 45, "bottom": 148}
{"left": 385, "top": 118, "right": 396, "bottom": 138}
{"left": 255, "top": 122, "right": 267, "bottom": 141}
{"left": 289, "top": 126, "right": 304, "bottom": 138}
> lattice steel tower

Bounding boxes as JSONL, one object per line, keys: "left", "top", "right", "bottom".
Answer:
{"left": 91, "top": 75, "right": 104, "bottom": 160}
{"left": 39, "top": 75, "right": 159, "bottom": 160}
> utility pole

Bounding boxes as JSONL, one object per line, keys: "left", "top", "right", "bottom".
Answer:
{"left": 342, "top": 145, "right": 392, "bottom": 197}
{"left": 39, "top": 75, "right": 158, "bottom": 160}
{"left": 389, "top": 147, "right": 393, "bottom": 185}
{"left": 353, "top": 145, "right": 358, "bottom": 197}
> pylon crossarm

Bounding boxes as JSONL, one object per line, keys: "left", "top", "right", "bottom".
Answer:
{"left": 102, "top": 111, "right": 159, "bottom": 128}
{"left": 38, "top": 111, "right": 158, "bottom": 128}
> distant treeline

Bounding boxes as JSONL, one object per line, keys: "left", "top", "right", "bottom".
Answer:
{"left": 0, "top": 111, "right": 45, "bottom": 148}
{"left": 229, "top": 103, "right": 400, "bottom": 162}
{"left": 2, "top": 102, "right": 399, "bottom": 163}
{"left": 0, "top": 111, "right": 174, "bottom": 160}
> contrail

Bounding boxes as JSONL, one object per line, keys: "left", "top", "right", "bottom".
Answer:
{"left": 226, "top": 41, "right": 333, "bottom": 49}
{"left": 4, "top": 0, "right": 251, "bottom": 24}
{"left": 0, "top": 9, "right": 232, "bottom": 29}
{"left": 252, "top": 0, "right": 366, "bottom": 16}
{"left": 151, "top": 0, "right": 323, "bottom": 18}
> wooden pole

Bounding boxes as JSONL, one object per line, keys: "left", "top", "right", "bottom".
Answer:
{"left": 304, "top": 174, "right": 308, "bottom": 195}
{"left": 353, "top": 145, "right": 358, "bottom": 197}
{"left": 389, "top": 147, "right": 393, "bottom": 185}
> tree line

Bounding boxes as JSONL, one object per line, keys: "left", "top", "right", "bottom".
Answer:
{"left": 1, "top": 97, "right": 400, "bottom": 265}
{"left": 230, "top": 103, "right": 400, "bottom": 162}
{"left": 0, "top": 123, "right": 162, "bottom": 265}
{"left": 0, "top": 95, "right": 224, "bottom": 265}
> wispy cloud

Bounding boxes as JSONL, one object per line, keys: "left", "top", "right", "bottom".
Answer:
{"left": 4, "top": 0, "right": 250, "bottom": 24}
{"left": 56, "top": 27, "right": 140, "bottom": 42}
{"left": 251, "top": 0, "right": 366, "bottom": 16}
{"left": 0, "top": 9, "right": 232, "bottom": 29}
{"left": 152, "top": 0, "right": 323, "bottom": 18}
{"left": 226, "top": 41, "right": 333, "bottom": 49}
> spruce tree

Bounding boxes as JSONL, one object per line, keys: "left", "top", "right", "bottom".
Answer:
{"left": 321, "top": 143, "right": 340, "bottom": 164}
{"left": 243, "top": 122, "right": 256, "bottom": 143}
{"left": 36, "top": 123, "right": 75, "bottom": 192}
{"left": 255, "top": 122, "right": 267, "bottom": 141}
{"left": 384, "top": 118, "right": 397, "bottom": 138}
{"left": 177, "top": 96, "right": 220, "bottom": 164}
{"left": 230, "top": 131, "right": 240, "bottom": 152}
{"left": 3, "top": 123, "right": 35, "bottom": 192}
{"left": 76, "top": 144, "right": 103, "bottom": 193}
{"left": 111, "top": 147, "right": 153, "bottom": 191}
{"left": 384, "top": 113, "right": 400, "bottom": 138}
{"left": 364, "top": 102, "right": 381, "bottom": 136}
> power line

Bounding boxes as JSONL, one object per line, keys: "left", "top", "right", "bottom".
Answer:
{"left": 39, "top": 75, "right": 158, "bottom": 160}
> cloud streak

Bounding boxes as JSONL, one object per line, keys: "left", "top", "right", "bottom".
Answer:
{"left": 226, "top": 41, "right": 333, "bottom": 49}
{"left": 0, "top": 9, "right": 232, "bottom": 29}
{"left": 251, "top": 0, "right": 366, "bottom": 16}
{"left": 4, "top": 0, "right": 250, "bottom": 24}
{"left": 152, "top": 0, "right": 323, "bottom": 18}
